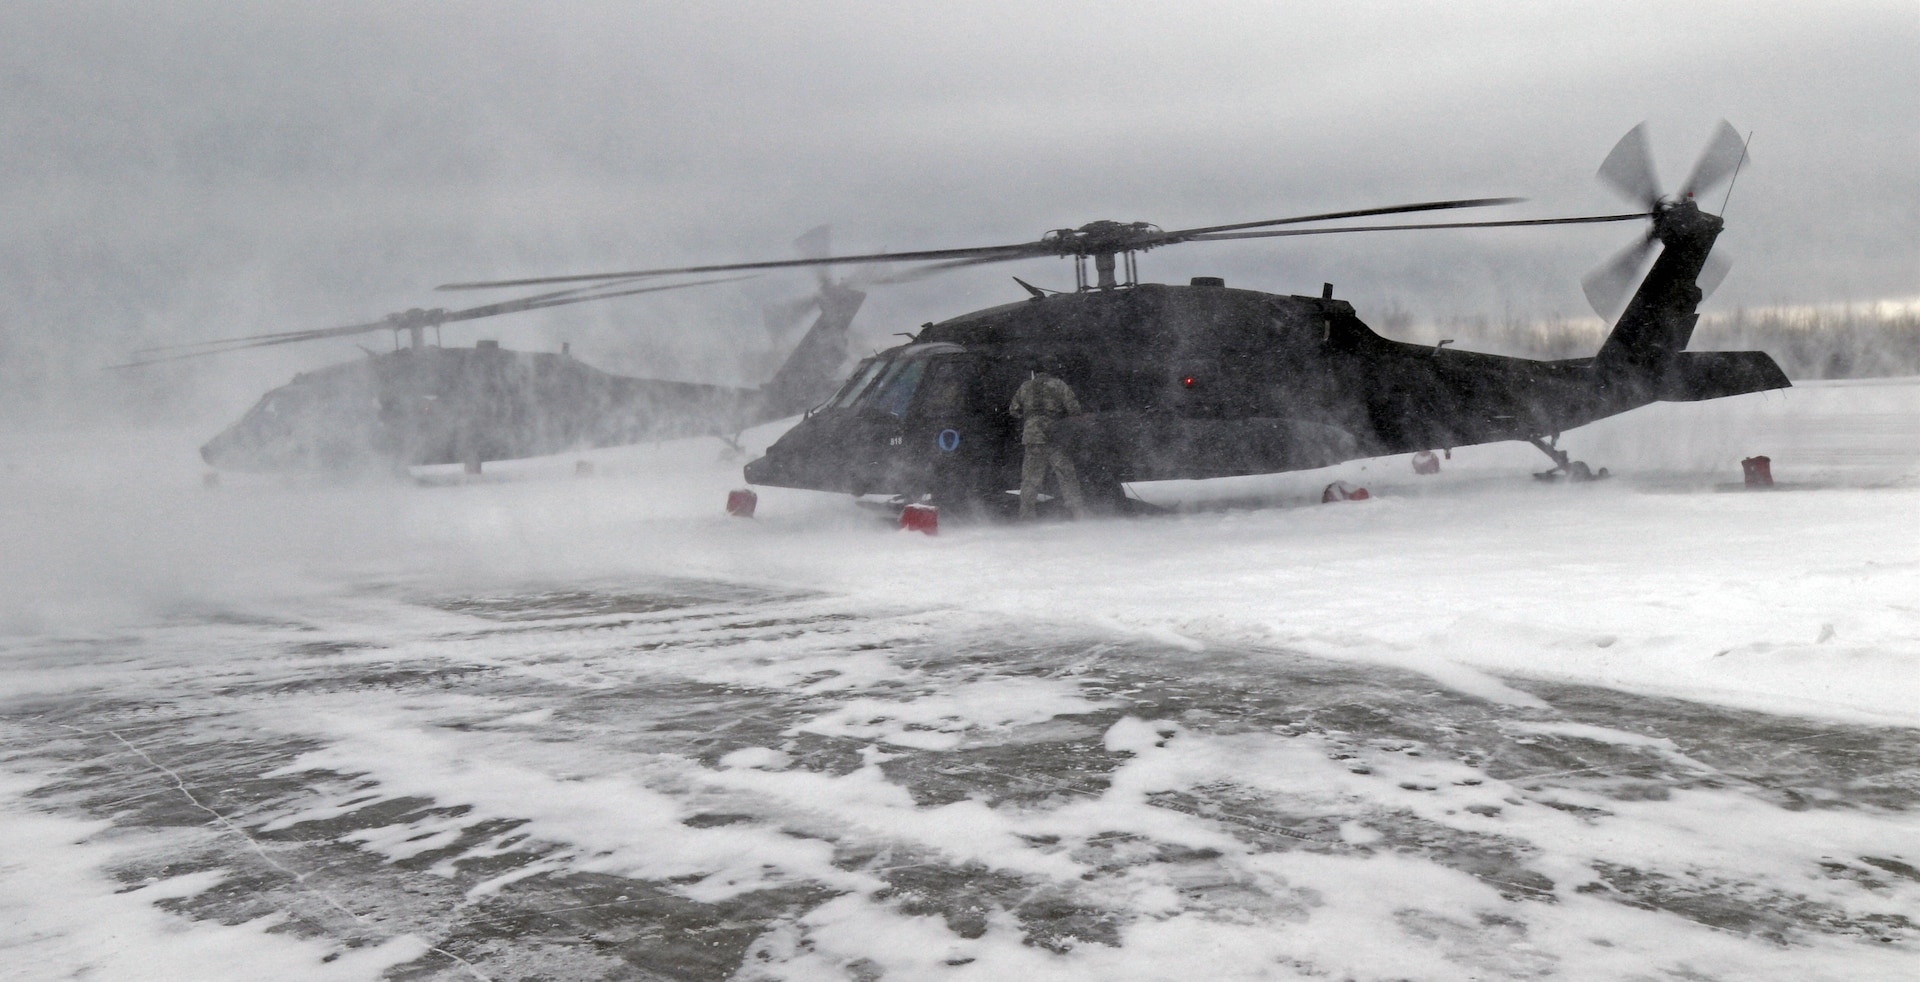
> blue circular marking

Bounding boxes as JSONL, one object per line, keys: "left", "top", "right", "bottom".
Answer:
{"left": 937, "top": 429, "right": 961, "bottom": 453}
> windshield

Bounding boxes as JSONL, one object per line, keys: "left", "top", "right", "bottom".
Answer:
{"left": 828, "top": 358, "right": 886, "bottom": 409}
{"left": 864, "top": 358, "right": 927, "bottom": 416}
{"left": 829, "top": 348, "right": 957, "bottom": 416}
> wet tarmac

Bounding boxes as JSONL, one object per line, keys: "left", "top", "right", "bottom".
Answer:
{"left": 4, "top": 579, "right": 1916, "bottom": 979}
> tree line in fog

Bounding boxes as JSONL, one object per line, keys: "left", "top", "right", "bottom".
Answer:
{"left": 1420, "top": 306, "right": 1920, "bottom": 381}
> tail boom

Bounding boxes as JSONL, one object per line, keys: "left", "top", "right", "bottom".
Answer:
{"left": 1594, "top": 199, "right": 1722, "bottom": 384}
{"left": 1653, "top": 350, "right": 1790, "bottom": 402}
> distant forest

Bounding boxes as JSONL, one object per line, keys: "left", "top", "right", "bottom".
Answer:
{"left": 1419, "top": 306, "right": 1920, "bottom": 381}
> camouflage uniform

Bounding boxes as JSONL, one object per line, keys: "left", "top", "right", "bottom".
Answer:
{"left": 1009, "top": 371, "right": 1087, "bottom": 520}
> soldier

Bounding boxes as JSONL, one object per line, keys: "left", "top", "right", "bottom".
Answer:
{"left": 1009, "top": 354, "right": 1087, "bottom": 520}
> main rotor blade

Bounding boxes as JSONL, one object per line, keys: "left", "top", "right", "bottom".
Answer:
{"left": 128, "top": 277, "right": 649, "bottom": 355}
{"left": 1159, "top": 197, "right": 1525, "bottom": 240}
{"left": 430, "top": 199, "right": 1535, "bottom": 293}
{"left": 1679, "top": 119, "right": 1748, "bottom": 201}
{"left": 439, "top": 274, "right": 755, "bottom": 323}
{"left": 1580, "top": 237, "right": 1658, "bottom": 321}
{"left": 862, "top": 252, "right": 1018, "bottom": 282}
{"left": 1598, "top": 122, "right": 1662, "bottom": 209}
{"left": 108, "top": 324, "right": 390, "bottom": 367}
{"left": 131, "top": 316, "right": 396, "bottom": 355}
{"left": 437, "top": 242, "right": 1046, "bottom": 291}
{"left": 1182, "top": 212, "right": 1650, "bottom": 242}
{"left": 112, "top": 275, "right": 752, "bottom": 369}
{"left": 118, "top": 311, "right": 465, "bottom": 365}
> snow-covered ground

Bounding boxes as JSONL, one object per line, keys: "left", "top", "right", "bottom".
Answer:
{"left": 2, "top": 377, "right": 1916, "bottom": 980}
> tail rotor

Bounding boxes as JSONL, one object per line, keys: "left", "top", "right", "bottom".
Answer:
{"left": 1596, "top": 122, "right": 1662, "bottom": 211}
{"left": 1679, "top": 119, "right": 1750, "bottom": 204}
{"left": 763, "top": 224, "right": 920, "bottom": 339}
{"left": 1582, "top": 120, "right": 1750, "bottom": 321}
{"left": 1581, "top": 235, "right": 1658, "bottom": 322}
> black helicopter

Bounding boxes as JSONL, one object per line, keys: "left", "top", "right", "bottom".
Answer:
{"left": 122, "top": 268, "right": 867, "bottom": 474}
{"left": 440, "top": 122, "right": 1786, "bottom": 511}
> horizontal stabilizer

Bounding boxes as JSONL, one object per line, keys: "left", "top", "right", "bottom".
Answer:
{"left": 1655, "top": 351, "right": 1791, "bottom": 402}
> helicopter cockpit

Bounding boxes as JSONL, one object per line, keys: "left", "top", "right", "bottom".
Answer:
{"left": 815, "top": 343, "right": 969, "bottom": 418}
{"left": 749, "top": 341, "right": 997, "bottom": 496}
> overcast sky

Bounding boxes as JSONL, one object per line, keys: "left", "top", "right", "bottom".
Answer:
{"left": 2, "top": 1, "right": 1914, "bottom": 421}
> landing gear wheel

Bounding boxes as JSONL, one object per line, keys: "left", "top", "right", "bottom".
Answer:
{"left": 1528, "top": 435, "right": 1610, "bottom": 482}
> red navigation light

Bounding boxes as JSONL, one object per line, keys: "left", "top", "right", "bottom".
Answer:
{"left": 1183, "top": 375, "right": 1196, "bottom": 387}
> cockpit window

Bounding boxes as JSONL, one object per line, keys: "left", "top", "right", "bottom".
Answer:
{"left": 915, "top": 359, "right": 971, "bottom": 416}
{"left": 829, "top": 347, "right": 964, "bottom": 416}
{"left": 866, "top": 358, "right": 926, "bottom": 416}
{"left": 829, "top": 358, "right": 887, "bottom": 409}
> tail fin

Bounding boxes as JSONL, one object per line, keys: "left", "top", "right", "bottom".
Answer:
{"left": 1591, "top": 200, "right": 1789, "bottom": 401}
{"left": 1593, "top": 200, "right": 1721, "bottom": 383}
{"left": 756, "top": 281, "right": 865, "bottom": 418}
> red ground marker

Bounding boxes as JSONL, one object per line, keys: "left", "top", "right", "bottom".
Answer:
{"left": 1322, "top": 481, "right": 1371, "bottom": 503}
{"left": 900, "top": 503, "right": 938, "bottom": 534}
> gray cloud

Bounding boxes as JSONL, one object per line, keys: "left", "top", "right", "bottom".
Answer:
{"left": 3, "top": 1, "right": 1914, "bottom": 422}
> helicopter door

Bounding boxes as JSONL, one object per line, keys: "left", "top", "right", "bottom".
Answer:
{"left": 912, "top": 357, "right": 974, "bottom": 420}
{"left": 908, "top": 355, "right": 1010, "bottom": 500}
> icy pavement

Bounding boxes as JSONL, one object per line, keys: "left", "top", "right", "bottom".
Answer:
{"left": 4, "top": 580, "right": 1918, "bottom": 980}
{"left": 2, "top": 378, "right": 1918, "bottom": 979}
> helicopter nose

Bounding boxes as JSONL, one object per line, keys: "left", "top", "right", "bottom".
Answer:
{"left": 742, "top": 453, "right": 780, "bottom": 485}
{"left": 199, "top": 419, "right": 277, "bottom": 472}
{"left": 745, "top": 417, "right": 861, "bottom": 490}
{"left": 199, "top": 429, "right": 236, "bottom": 468}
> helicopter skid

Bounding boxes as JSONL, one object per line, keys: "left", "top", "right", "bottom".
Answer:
{"left": 1532, "top": 462, "right": 1611, "bottom": 483}
{"left": 848, "top": 482, "right": 1163, "bottom": 524}
{"left": 1527, "top": 435, "right": 1610, "bottom": 483}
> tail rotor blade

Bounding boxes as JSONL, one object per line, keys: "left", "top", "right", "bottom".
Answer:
{"left": 1697, "top": 246, "right": 1733, "bottom": 301}
{"left": 1597, "top": 122, "right": 1662, "bottom": 209}
{"left": 1581, "top": 237, "right": 1657, "bottom": 321}
{"left": 792, "top": 225, "right": 833, "bottom": 260}
{"left": 793, "top": 225, "right": 836, "bottom": 289}
{"left": 1680, "top": 119, "right": 1748, "bottom": 202}
{"left": 762, "top": 293, "right": 821, "bottom": 336}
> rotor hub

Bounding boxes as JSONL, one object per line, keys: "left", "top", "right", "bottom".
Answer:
{"left": 387, "top": 308, "right": 449, "bottom": 329}
{"left": 1649, "top": 198, "right": 1721, "bottom": 243}
{"left": 1042, "top": 220, "right": 1162, "bottom": 258}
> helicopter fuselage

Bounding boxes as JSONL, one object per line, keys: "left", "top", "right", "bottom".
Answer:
{"left": 200, "top": 283, "right": 867, "bottom": 474}
{"left": 744, "top": 273, "right": 1786, "bottom": 502}
{"left": 201, "top": 344, "right": 750, "bottom": 472}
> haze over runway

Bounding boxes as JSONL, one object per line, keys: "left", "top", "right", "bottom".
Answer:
{"left": 1, "top": 1, "right": 1914, "bottom": 423}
